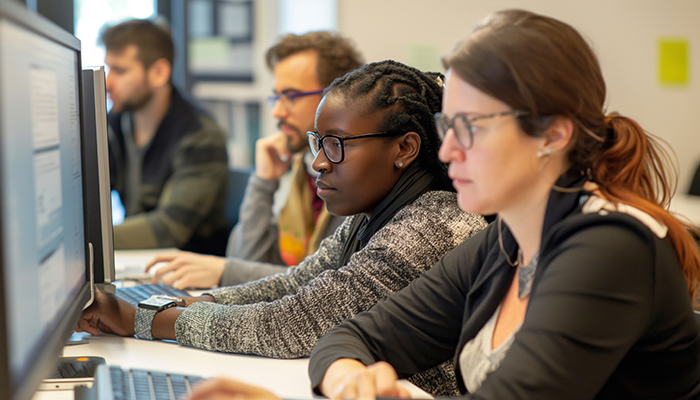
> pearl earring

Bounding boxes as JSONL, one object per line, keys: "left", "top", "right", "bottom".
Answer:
{"left": 396, "top": 161, "right": 404, "bottom": 168}
{"left": 536, "top": 145, "right": 554, "bottom": 158}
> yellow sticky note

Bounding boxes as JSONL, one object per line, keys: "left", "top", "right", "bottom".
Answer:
{"left": 658, "top": 38, "right": 689, "bottom": 86}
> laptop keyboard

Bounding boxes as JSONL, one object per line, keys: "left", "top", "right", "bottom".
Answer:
{"left": 115, "top": 283, "right": 189, "bottom": 305}
{"left": 109, "top": 366, "right": 204, "bottom": 400}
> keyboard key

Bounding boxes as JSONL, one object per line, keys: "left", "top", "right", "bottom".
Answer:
{"left": 115, "top": 284, "right": 189, "bottom": 305}
{"left": 107, "top": 366, "right": 203, "bottom": 400}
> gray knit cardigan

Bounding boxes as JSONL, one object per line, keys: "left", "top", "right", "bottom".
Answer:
{"left": 174, "top": 190, "right": 487, "bottom": 395}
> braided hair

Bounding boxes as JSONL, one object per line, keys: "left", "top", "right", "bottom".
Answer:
{"left": 325, "top": 60, "right": 452, "bottom": 191}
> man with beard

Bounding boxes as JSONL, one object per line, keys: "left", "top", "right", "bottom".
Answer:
{"left": 103, "top": 19, "right": 229, "bottom": 255}
{"left": 144, "top": 32, "right": 365, "bottom": 288}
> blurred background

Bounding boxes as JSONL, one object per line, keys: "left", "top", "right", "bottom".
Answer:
{"left": 23, "top": 0, "right": 700, "bottom": 195}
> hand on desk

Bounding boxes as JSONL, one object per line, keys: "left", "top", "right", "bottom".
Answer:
{"left": 188, "top": 378, "right": 282, "bottom": 400}
{"left": 146, "top": 251, "right": 226, "bottom": 289}
{"left": 75, "top": 289, "right": 215, "bottom": 340}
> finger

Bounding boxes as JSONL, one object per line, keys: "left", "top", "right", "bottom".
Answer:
{"left": 395, "top": 385, "right": 412, "bottom": 399}
{"left": 331, "top": 381, "right": 353, "bottom": 400}
{"left": 171, "top": 274, "right": 192, "bottom": 290}
{"left": 153, "top": 258, "right": 188, "bottom": 282}
{"left": 172, "top": 266, "right": 203, "bottom": 290}
{"left": 333, "top": 375, "right": 358, "bottom": 400}
{"left": 189, "top": 378, "right": 277, "bottom": 400}
{"left": 144, "top": 253, "right": 179, "bottom": 272}
{"left": 161, "top": 265, "right": 188, "bottom": 286}
{"left": 372, "top": 363, "right": 400, "bottom": 397}
{"left": 356, "top": 369, "right": 377, "bottom": 400}
{"left": 77, "top": 315, "right": 99, "bottom": 336}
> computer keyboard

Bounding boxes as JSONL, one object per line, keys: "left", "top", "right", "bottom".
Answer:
{"left": 115, "top": 283, "right": 189, "bottom": 305}
{"left": 110, "top": 366, "right": 204, "bottom": 400}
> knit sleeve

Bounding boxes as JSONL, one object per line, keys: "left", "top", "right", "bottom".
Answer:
{"left": 173, "top": 192, "right": 486, "bottom": 360}
{"left": 204, "top": 216, "right": 355, "bottom": 306}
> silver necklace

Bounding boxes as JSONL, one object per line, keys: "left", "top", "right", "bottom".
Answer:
{"left": 518, "top": 251, "right": 539, "bottom": 299}
{"left": 497, "top": 216, "right": 540, "bottom": 298}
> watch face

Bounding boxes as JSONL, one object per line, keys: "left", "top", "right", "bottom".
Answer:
{"left": 138, "top": 297, "right": 176, "bottom": 311}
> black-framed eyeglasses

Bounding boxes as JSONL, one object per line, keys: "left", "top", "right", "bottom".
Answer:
{"left": 306, "top": 131, "right": 405, "bottom": 164}
{"left": 434, "top": 110, "right": 529, "bottom": 149}
{"left": 267, "top": 89, "right": 324, "bottom": 110}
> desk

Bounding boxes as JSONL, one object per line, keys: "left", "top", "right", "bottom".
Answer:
{"left": 33, "top": 333, "right": 314, "bottom": 400}
{"left": 114, "top": 248, "right": 179, "bottom": 280}
{"left": 34, "top": 247, "right": 315, "bottom": 400}
{"left": 34, "top": 250, "right": 431, "bottom": 400}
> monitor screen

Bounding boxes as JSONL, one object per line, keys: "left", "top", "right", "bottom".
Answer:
{"left": 0, "top": 3, "right": 92, "bottom": 399}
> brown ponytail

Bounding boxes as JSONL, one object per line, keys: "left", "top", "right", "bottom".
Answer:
{"left": 593, "top": 115, "right": 700, "bottom": 297}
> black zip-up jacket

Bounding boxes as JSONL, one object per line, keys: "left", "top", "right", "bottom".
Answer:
{"left": 310, "top": 172, "right": 700, "bottom": 399}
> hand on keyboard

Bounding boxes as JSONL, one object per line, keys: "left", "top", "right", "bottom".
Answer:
{"left": 75, "top": 289, "right": 136, "bottom": 337}
{"left": 187, "top": 377, "right": 281, "bottom": 400}
{"left": 145, "top": 251, "right": 226, "bottom": 290}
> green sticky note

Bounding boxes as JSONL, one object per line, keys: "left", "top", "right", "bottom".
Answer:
{"left": 658, "top": 38, "right": 689, "bottom": 86}
{"left": 407, "top": 43, "right": 442, "bottom": 73}
{"left": 189, "top": 37, "right": 229, "bottom": 62}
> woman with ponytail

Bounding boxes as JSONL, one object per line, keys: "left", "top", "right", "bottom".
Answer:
{"left": 306, "top": 10, "right": 700, "bottom": 400}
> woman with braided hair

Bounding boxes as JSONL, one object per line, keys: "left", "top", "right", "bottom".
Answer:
{"left": 76, "top": 60, "right": 487, "bottom": 396}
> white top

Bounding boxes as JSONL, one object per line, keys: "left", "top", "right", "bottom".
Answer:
{"left": 459, "top": 305, "right": 522, "bottom": 393}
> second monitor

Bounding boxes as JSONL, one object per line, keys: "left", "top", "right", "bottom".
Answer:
{"left": 82, "top": 65, "right": 116, "bottom": 293}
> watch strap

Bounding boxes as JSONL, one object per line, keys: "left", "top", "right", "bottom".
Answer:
{"left": 135, "top": 307, "right": 158, "bottom": 340}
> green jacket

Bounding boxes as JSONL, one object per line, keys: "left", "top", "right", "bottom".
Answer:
{"left": 108, "top": 87, "right": 229, "bottom": 254}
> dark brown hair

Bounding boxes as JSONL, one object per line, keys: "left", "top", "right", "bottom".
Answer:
{"left": 443, "top": 9, "right": 700, "bottom": 296}
{"left": 101, "top": 19, "right": 174, "bottom": 69}
{"left": 265, "top": 31, "right": 364, "bottom": 87}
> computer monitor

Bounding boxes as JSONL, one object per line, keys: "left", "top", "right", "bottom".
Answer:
{"left": 82, "top": 65, "right": 116, "bottom": 293}
{"left": 0, "top": 3, "right": 93, "bottom": 400}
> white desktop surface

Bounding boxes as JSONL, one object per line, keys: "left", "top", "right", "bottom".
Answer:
{"left": 33, "top": 333, "right": 314, "bottom": 400}
{"left": 35, "top": 247, "right": 316, "bottom": 400}
{"left": 114, "top": 248, "right": 179, "bottom": 280}
{"left": 33, "top": 249, "right": 432, "bottom": 400}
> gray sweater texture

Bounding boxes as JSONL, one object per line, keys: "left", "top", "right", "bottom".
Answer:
{"left": 174, "top": 190, "right": 487, "bottom": 395}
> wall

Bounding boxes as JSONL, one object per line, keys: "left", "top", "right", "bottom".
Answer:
{"left": 337, "top": 0, "right": 700, "bottom": 193}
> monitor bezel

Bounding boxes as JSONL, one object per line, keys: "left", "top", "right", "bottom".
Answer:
{"left": 82, "top": 66, "right": 116, "bottom": 288}
{"left": 0, "top": 2, "right": 92, "bottom": 400}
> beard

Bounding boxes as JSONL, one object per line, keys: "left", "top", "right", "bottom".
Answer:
{"left": 111, "top": 87, "right": 154, "bottom": 113}
{"left": 278, "top": 121, "right": 308, "bottom": 153}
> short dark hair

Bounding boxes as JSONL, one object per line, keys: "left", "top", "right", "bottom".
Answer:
{"left": 265, "top": 31, "right": 364, "bottom": 87}
{"left": 100, "top": 19, "right": 174, "bottom": 69}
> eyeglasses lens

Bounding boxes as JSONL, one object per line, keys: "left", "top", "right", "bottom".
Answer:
{"left": 268, "top": 94, "right": 294, "bottom": 110}
{"left": 324, "top": 137, "right": 342, "bottom": 163}
{"left": 436, "top": 114, "right": 472, "bottom": 149}
{"left": 308, "top": 134, "right": 320, "bottom": 156}
{"left": 453, "top": 116, "right": 472, "bottom": 148}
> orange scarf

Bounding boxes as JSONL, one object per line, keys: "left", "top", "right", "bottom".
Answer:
{"left": 277, "top": 155, "right": 331, "bottom": 266}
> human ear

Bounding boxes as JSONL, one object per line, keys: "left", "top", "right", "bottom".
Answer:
{"left": 541, "top": 116, "right": 574, "bottom": 155}
{"left": 395, "top": 132, "right": 421, "bottom": 168}
{"left": 147, "top": 58, "right": 172, "bottom": 88}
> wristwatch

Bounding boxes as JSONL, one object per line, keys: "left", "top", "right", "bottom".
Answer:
{"left": 134, "top": 296, "right": 185, "bottom": 340}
